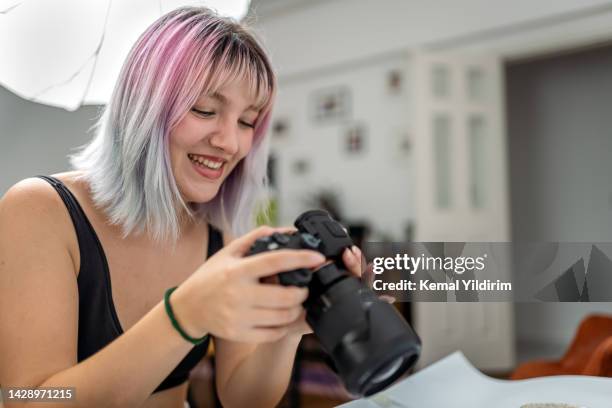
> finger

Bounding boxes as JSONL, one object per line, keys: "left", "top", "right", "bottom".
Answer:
{"left": 274, "top": 226, "right": 298, "bottom": 234}
{"left": 248, "top": 284, "right": 308, "bottom": 308}
{"left": 342, "top": 246, "right": 363, "bottom": 277}
{"left": 230, "top": 226, "right": 299, "bottom": 255}
{"left": 227, "top": 225, "right": 277, "bottom": 255}
{"left": 238, "top": 249, "right": 326, "bottom": 279}
{"left": 354, "top": 246, "right": 367, "bottom": 276}
{"left": 249, "top": 307, "right": 303, "bottom": 326}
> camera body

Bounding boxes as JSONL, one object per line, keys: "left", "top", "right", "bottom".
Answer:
{"left": 247, "top": 210, "right": 421, "bottom": 396}
{"left": 249, "top": 231, "right": 326, "bottom": 287}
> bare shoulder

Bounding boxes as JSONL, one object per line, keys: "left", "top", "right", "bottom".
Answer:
{"left": 2, "top": 176, "right": 65, "bottom": 213}
{"left": 0, "top": 176, "right": 78, "bottom": 275}
{"left": 0, "top": 177, "right": 80, "bottom": 386}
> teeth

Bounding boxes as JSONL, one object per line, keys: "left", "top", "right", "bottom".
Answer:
{"left": 188, "top": 154, "right": 223, "bottom": 170}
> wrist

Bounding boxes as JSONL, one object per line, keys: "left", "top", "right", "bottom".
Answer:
{"left": 167, "top": 285, "right": 208, "bottom": 341}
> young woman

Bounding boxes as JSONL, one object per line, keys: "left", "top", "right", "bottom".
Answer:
{"left": 0, "top": 7, "right": 362, "bottom": 407}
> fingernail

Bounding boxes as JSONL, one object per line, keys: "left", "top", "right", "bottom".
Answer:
{"left": 311, "top": 252, "right": 326, "bottom": 262}
{"left": 345, "top": 254, "right": 356, "bottom": 265}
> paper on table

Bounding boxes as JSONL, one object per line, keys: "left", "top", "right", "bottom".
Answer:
{"left": 337, "top": 352, "right": 612, "bottom": 408}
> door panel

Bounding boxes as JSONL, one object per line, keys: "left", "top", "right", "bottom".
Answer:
{"left": 413, "top": 52, "right": 515, "bottom": 370}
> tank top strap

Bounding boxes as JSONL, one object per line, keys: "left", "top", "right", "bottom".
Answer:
{"left": 207, "top": 224, "right": 224, "bottom": 256}
{"left": 36, "top": 175, "right": 121, "bottom": 334}
{"left": 36, "top": 175, "right": 99, "bottom": 252}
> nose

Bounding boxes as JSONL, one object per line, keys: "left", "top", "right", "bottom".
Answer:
{"left": 209, "top": 117, "right": 239, "bottom": 155}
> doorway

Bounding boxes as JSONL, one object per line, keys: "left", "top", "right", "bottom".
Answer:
{"left": 506, "top": 42, "right": 612, "bottom": 362}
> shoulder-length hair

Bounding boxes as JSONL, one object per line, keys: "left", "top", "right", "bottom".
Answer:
{"left": 70, "top": 6, "right": 276, "bottom": 243}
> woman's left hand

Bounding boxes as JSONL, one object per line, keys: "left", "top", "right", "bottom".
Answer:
{"left": 284, "top": 245, "right": 364, "bottom": 337}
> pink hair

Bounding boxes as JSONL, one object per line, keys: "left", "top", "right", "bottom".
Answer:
{"left": 71, "top": 7, "right": 276, "bottom": 241}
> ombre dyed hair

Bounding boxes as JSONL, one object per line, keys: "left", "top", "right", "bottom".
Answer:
{"left": 70, "top": 6, "right": 276, "bottom": 242}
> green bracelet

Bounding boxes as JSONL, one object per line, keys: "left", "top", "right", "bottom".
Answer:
{"left": 164, "top": 287, "right": 208, "bottom": 345}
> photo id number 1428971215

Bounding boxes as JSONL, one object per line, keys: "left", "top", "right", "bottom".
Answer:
{"left": 1, "top": 387, "right": 75, "bottom": 402}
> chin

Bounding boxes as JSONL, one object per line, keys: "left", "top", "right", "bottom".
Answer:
{"left": 184, "top": 185, "right": 220, "bottom": 204}
{"left": 173, "top": 159, "right": 237, "bottom": 204}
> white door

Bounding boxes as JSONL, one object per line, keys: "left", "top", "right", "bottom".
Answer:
{"left": 412, "top": 52, "right": 515, "bottom": 371}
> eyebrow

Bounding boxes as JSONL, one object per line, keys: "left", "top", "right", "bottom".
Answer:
{"left": 206, "top": 91, "right": 259, "bottom": 113}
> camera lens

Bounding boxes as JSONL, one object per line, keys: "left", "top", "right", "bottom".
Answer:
{"left": 249, "top": 210, "right": 422, "bottom": 397}
{"left": 369, "top": 355, "right": 406, "bottom": 384}
{"left": 359, "top": 350, "right": 420, "bottom": 396}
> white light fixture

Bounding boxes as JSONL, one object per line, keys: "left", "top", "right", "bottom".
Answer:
{"left": 0, "top": 0, "right": 251, "bottom": 111}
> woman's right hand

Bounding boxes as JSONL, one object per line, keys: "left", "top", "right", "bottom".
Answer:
{"left": 169, "top": 226, "right": 326, "bottom": 343}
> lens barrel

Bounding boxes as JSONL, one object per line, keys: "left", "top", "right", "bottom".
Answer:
{"left": 305, "top": 265, "right": 421, "bottom": 396}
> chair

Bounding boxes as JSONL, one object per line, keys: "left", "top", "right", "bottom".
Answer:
{"left": 510, "top": 314, "right": 612, "bottom": 379}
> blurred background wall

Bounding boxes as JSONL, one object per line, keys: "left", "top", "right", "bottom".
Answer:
{"left": 269, "top": 55, "right": 414, "bottom": 241}
{"left": 0, "top": 85, "right": 99, "bottom": 192}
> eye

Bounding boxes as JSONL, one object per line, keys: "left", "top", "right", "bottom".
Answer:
{"left": 191, "top": 108, "right": 215, "bottom": 117}
{"left": 239, "top": 120, "right": 255, "bottom": 129}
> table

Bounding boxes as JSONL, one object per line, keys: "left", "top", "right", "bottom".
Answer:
{"left": 337, "top": 352, "right": 612, "bottom": 408}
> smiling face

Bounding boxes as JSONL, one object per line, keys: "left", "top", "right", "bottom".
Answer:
{"left": 169, "top": 79, "right": 260, "bottom": 204}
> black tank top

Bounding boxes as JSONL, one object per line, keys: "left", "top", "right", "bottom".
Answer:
{"left": 38, "top": 175, "right": 222, "bottom": 393}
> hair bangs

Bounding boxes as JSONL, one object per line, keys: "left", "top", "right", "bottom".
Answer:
{"left": 201, "top": 31, "right": 274, "bottom": 122}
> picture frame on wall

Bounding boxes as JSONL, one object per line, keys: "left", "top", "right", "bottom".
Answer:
{"left": 344, "top": 122, "right": 367, "bottom": 154}
{"left": 291, "top": 158, "right": 310, "bottom": 176}
{"left": 310, "top": 86, "right": 351, "bottom": 124}
{"left": 393, "top": 129, "right": 412, "bottom": 159}
{"left": 387, "top": 69, "right": 403, "bottom": 94}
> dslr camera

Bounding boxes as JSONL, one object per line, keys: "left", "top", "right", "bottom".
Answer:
{"left": 247, "top": 210, "right": 421, "bottom": 396}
